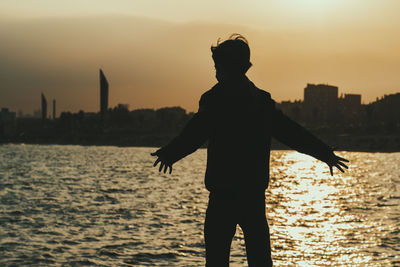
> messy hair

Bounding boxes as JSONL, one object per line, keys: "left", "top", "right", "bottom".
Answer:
{"left": 211, "top": 34, "right": 252, "bottom": 73}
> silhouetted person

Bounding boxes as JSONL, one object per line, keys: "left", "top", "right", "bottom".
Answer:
{"left": 151, "top": 34, "right": 348, "bottom": 266}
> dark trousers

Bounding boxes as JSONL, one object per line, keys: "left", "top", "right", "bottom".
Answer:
{"left": 204, "top": 191, "right": 273, "bottom": 267}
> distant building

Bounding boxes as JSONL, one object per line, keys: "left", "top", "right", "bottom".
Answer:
{"left": 338, "top": 93, "right": 362, "bottom": 123}
{"left": 303, "top": 83, "right": 338, "bottom": 124}
{"left": 117, "top": 104, "right": 129, "bottom": 110}
{"left": 84, "top": 112, "right": 98, "bottom": 120}
{"left": 0, "top": 108, "right": 16, "bottom": 137}
{"left": 41, "top": 93, "right": 47, "bottom": 121}
{"left": 343, "top": 94, "right": 361, "bottom": 107}
{"left": 100, "top": 69, "right": 109, "bottom": 124}
{"left": 304, "top": 83, "right": 338, "bottom": 107}
{"left": 276, "top": 100, "right": 303, "bottom": 122}
{"left": 33, "top": 109, "right": 41, "bottom": 118}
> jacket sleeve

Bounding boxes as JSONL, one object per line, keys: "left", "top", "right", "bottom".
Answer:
{"left": 154, "top": 94, "right": 211, "bottom": 164}
{"left": 268, "top": 96, "right": 334, "bottom": 163}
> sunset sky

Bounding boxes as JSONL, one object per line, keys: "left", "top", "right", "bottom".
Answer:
{"left": 1, "top": 0, "right": 399, "bottom": 115}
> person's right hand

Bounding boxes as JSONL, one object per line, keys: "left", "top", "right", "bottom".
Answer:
{"left": 151, "top": 151, "right": 173, "bottom": 174}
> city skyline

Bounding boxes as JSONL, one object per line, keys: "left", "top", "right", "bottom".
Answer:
{"left": 1, "top": 1, "right": 399, "bottom": 114}
{"left": 6, "top": 81, "right": 399, "bottom": 117}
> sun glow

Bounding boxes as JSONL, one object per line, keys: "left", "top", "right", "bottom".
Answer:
{"left": 271, "top": 0, "right": 355, "bottom": 23}
{"left": 277, "top": 0, "right": 343, "bottom": 12}
{"left": 295, "top": 0, "right": 339, "bottom": 11}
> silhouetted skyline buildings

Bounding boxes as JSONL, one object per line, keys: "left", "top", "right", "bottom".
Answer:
{"left": 1, "top": 84, "right": 399, "bottom": 150}
{"left": 5, "top": 82, "right": 400, "bottom": 125}
{"left": 3, "top": 78, "right": 394, "bottom": 121}
{"left": 1, "top": 68, "right": 400, "bottom": 151}
{"left": 8, "top": 82, "right": 400, "bottom": 126}
{"left": 277, "top": 83, "right": 366, "bottom": 126}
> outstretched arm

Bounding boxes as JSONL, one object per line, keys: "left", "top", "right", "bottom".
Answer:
{"left": 151, "top": 95, "right": 211, "bottom": 173}
{"left": 269, "top": 98, "right": 349, "bottom": 175}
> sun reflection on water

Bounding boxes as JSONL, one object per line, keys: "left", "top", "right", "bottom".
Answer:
{"left": 266, "top": 151, "right": 391, "bottom": 266}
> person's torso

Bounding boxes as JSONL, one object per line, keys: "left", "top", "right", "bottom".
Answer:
{"left": 202, "top": 78, "right": 274, "bottom": 192}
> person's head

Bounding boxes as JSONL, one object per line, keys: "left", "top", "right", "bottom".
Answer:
{"left": 211, "top": 34, "right": 252, "bottom": 82}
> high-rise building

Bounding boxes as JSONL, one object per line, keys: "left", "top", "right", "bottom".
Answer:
{"left": 100, "top": 69, "right": 109, "bottom": 123}
{"left": 53, "top": 99, "right": 56, "bottom": 119}
{"left": 304, "top": 83, "right": 338, "bottom": 106}
{"left": 41, "top": 93, "right": 47, "bottom": 121}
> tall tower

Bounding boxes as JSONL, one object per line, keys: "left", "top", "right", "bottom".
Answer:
{"left": 41, "top": 93, "right": 47, "bottom": 121}
{"left": 100, "top": 69, "right": 109, "bottom": 124}
{"left": 53, "top": 99, "right": 56, "bottom": 119}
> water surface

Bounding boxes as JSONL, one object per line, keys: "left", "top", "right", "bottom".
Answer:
{"left": 0, "top": 145, "right": 399, "bottom": 266}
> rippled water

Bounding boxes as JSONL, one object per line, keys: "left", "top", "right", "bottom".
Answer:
{"left": 0, "top": 144, "right": 399, "bottom": 266}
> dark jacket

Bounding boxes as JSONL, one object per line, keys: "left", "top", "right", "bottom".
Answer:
{"left": 156, "top": 77, "right": 333, "bottom": 193}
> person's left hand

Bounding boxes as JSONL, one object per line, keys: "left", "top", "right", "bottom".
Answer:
{"left": 151, "top": 151, "right": 173, "bottom": 174}
{"left": 327, "top": 152, "right": 349, "bottom": 176}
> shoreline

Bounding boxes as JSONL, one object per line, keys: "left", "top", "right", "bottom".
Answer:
{"left": 2, "top": 138, "right": 400, "bottom": 153}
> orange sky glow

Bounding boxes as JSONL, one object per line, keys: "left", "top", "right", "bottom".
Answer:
{"left": 1, "top": 0, "right": 399, "bottom": 115}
